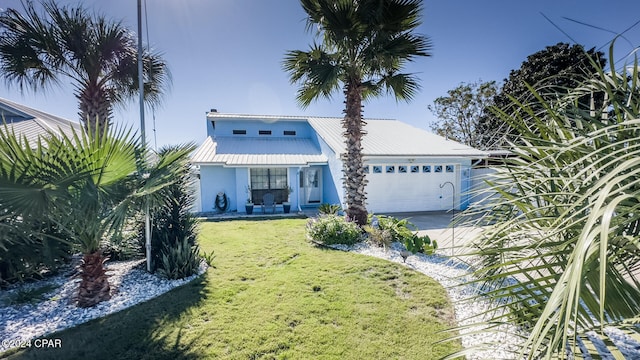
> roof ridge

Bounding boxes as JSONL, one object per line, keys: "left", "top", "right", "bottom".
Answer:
{"left": 206, "top": 112, "right": 396, "bottom": 121}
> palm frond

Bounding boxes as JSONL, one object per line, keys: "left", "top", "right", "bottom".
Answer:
{"left": 451, "top": 42, "right": 640, "bottom": 359}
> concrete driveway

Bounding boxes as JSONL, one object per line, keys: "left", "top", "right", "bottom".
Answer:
{"left": 382, "top": 211, "right": 483, "bottom": 256}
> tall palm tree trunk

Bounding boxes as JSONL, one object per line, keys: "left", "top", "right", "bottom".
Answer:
{"left": 78, "top": 84, "right": 112, "bottom": 134}
{"left": 342, "top": 81, "right": 368, "bottom": 225}
{"left": 77, "top": 251, "right": 111, "bottom": 307}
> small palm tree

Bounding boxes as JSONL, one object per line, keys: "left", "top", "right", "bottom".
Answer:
{"left": 0, "top": 0, "right": 170, "bottom": 132}
{"left": 450, "top": 44, "right": 640, "bottom": 358}
{"left": 284, "top": 0, "right": 431, "bottom": 225}
{"left": 0, "top": 126, "right": 193, "bottom": 307}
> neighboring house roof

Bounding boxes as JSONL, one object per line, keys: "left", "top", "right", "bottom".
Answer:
{"left": 307, "top": 117, "right": 488, "bottom": 158}
{"left": 191, "top": 136, "right": 328, "bottom": 166}
{"left": 0, "top": 97, "right": 80, "bottom": 144}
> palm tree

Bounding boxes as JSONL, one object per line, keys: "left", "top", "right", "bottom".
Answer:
{"left": 449, "top": 44, "right": 640, "bottom": 358}
{"left": 283, "top": 0, "right": 431, "bottom": 225}
{"left": 0, "top": 0, "right": 170, "bottom": 133}
{"left": 0, "top": 126, "right": 194, "bottom": 307}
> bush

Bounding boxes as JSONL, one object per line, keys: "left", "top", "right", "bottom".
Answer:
{"left": 369, "top": 214, "right": 416, "bottom": 243}
{"left": 404, "top": 234, "right": 437, "bottom": 255}
{"left": 306, "top": 215, "right": 362, "bottom": 246}
{"left": 367, "top": 215, "right": 437, "bottom": 254}
{"left": 0, "top": 217, "right": 71, "bottom": 287}
{"left": 318, "top": 203, "right": 342, "bottom": 215}
{"left": 137, "top": 146, "right": 200, "bottom": 274}
{"left": 156, "top": 238, "right": 202, "bottom": 280}
{"left": 102, "top": 227, "right": 141, "bottom": 261}
{"left": 364, "top": 226, "right": 392, "bottom": 249}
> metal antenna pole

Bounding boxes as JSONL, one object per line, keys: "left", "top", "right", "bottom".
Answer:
{"left": 138, "top": 0, "right": 151, "bottom": 272}
{"left": 137, "top": 0, "right": 145, "bottom": 145}
{"left": 440, "top": 181, "right": 455, "bottom": 256}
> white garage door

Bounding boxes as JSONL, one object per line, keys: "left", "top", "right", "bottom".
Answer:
{"left": 364, "top": 164, "right": 457, "bottom": 213}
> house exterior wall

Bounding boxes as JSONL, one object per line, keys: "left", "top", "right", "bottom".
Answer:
{"left": 195, "top": 114, "right": 485, "bottom": 215}
{"left": 311, "top": 130, "right": 343, "bottom": 206}
{"left": 234, "top": 167, "right": 250, "bottom": 208}
{"left": 199, "top": 166, "right": 237, "bottom": 212}
{"left": 469, "top": 167, "right": 499, "bottom": 206}
{"left": 200, "top": 164, "right": 304, "bottom": 214}
{"left": 309, "top": 128, "right": 475, "bottom": 213}
{"left": 208, "top": 117, "right": 313, "bottom": 138}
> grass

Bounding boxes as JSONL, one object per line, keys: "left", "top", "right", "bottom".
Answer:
{"left": 3, "top": 218, "right": 461, "bottom": 359}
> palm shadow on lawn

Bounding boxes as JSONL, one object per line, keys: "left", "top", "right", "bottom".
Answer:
{"left": 3, "top": 273, "right": 210, "bottom": 360}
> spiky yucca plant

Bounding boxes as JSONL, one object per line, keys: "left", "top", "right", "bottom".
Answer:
{"left": 449, "top": 44, "right": 640, "bottom": 359}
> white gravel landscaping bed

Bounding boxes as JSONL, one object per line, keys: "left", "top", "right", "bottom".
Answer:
{"left": 0, "top": 259, "right": 207, "bottom": 352}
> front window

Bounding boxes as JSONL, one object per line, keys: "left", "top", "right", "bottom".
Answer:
{"left": 250, "top": 168, "right": 288, "bottom": 204}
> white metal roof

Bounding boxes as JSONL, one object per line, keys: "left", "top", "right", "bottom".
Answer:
{"left": 0, "top": 97, "right": 80, "bottom": 144}
{"left": 308, "top": 117, "right": 487, "bottom": 158}
{"left": 191, "top": 136, "right": 328, "bottom": 166}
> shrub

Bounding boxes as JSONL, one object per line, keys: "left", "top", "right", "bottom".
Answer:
{"left": 156, "top": 238, "right": 202, "bottom": 280}
{"left": 318, "top": 203, "right": 342, "bottom": 215}
{"left": 138, "top": 146, "right": 200, "bottom": 274}
{"left": 306, "top": 215, "right": 362, "bottom": 246}
{"left": 102, "top": 227, "right": 141, "bottom": 261}
{"left": 0, "top": 217, "right": 71, "bottom": 287}
{"left": 369, "top": 214, "right": 416, "bottom": 243}
{"left": 404, "top": 234, "right": 437, "bottom": 255}
{"left": 364, "top": 226, "right": 392, "bottom": 249}
{"left": 5, "top": 284, "right": 59, "bottom": 305}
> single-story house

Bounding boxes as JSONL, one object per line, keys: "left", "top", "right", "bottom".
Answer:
{"left": 191, "top": 111, "right": 488, "bottom": 214}
{"left": 0, "top": 97, "right": 80, "bottom": 142}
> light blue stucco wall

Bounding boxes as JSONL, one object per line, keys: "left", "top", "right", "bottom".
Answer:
{"left": 198, "top": 116, "right": 480, "bottom": 213}
{"left": 310, "top": 132, "right": 342, "bottom": 207}
{"left": 200, "top": 165, "right": 307, "bottom": 214}
{"left": 460, "top": 164, "right": 472, "bottom": 210}
{"left": 208, "top": 118, "right": 313, "bottom": 138}
{"left": 199, "top": 166, "right": 237, "bottom": 212}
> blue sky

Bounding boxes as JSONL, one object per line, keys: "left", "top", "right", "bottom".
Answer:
{"left": 2, "top": 0, "right": 639, "bottom": 148}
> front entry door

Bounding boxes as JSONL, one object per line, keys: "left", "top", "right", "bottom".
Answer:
{"left": 300, "top": 167, "right": 322, "bottom": 205}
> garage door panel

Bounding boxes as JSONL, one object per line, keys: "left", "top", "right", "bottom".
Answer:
{"left": 365, "top": 164, "right": 456, "bottom": 213}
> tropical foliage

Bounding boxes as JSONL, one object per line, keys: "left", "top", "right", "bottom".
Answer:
{"left": 139, "top": 145, "right": 201, "bottom": 277}
{"left": 453, "top": 44, "right": 640, "bottom": 359}
{"left": 284, "top": 0, "right": 431, "bottom": 225}
{"left": 0, "top": 126, "right": 194, "bottom": 307}
{"left": 0, "top": 0, "right": 170, "bottom": 132}
{"left": 0, "top": 216, "right": 70, "bottom": 286}
{"left": 318, "top": 203, "right": 342, "bottom": 215}
{"left": 368, "top": 215, "right": 436, "bottom": 254}
{"left": 156, "top": 238, "right": 202, "bottom": 280}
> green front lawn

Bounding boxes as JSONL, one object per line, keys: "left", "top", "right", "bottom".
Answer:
{"left": 4, "top": 219, "right": 461, "bottom": 359}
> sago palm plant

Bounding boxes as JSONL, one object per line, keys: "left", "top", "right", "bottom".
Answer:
{"left": 450, "top": 44, "right": 640, "bottom": 359}
{"left": 0, "top": 126, "right": 194, "bottom": 307}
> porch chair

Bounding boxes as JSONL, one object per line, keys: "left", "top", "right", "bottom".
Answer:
{"left": 262, "top": 193, "right": 276, "bottom": 214}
